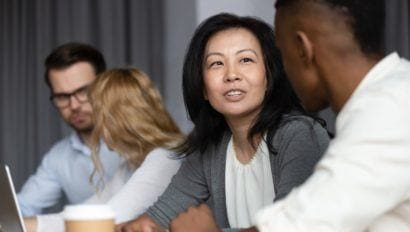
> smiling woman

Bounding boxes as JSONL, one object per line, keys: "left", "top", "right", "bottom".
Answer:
{"left": 119, "top": 13, "right": 330, "bottom": 232}
{"left": 203, "top": 28, "right": 267, "bottom": 127}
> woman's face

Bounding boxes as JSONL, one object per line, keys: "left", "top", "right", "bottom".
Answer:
{"left": 202, "top": 28, "right": 267, "bottom": 123}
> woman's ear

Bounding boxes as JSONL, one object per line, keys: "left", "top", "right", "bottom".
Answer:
{"left": 296, "top": 31, "right": 314, "bottom": 66}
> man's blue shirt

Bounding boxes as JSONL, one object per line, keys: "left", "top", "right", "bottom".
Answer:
{"left": 17, "top": 132, "right": 123, "bottom": 216}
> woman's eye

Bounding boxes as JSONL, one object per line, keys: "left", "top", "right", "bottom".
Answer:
{"left": 241, "top": 57, "right": 254, "bottom": 63}
{"left": 209, "top": 61, "right": 223, "bottom": 68}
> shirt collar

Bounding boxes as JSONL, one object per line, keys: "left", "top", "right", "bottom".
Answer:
{"left": 69, "top": 132, "right": 92, "bottom": 156}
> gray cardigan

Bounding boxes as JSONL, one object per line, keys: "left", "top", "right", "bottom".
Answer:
{"left": 146, "top": 116, "right": 330, "bottom": 231}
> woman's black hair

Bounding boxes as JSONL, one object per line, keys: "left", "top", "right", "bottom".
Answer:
{"left": 178, "top": 13, "right": 325, "bottom": 156}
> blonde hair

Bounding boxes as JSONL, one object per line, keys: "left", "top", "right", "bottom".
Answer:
{"left": 89, "top": 68, "right": 183, "bottom": 178}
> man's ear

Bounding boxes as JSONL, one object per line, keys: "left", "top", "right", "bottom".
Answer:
{"left": 295, "top": 31, "right": 314, "bottom": 65}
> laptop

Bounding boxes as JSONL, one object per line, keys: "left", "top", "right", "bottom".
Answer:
{"left": 0, "top": 164, "right": 27, "bottom": 232}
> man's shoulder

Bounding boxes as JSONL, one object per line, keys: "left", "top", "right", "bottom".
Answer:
{"left": 44, "top": 135, "right": 77, "bottom": 158}
{"left": 350, "top": 59, "right": 410, "bottom": 111}
{"left": 374, "top": 58, "right": 410, "bottom": 95}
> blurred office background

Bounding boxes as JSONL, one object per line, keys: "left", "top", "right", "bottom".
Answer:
{"left": 0, "top": 0, "right": 409, "bottom": 194}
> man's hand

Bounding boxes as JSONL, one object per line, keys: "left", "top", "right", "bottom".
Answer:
{"left": 24, "top": 217, "right": 38, "bottom": 232}
{"left": 241, "top": 226, "right": 259, "bottom": 232}
{"left": 115, "top": 214, "right": 165, "bottom": 232}
{"left": 170, "top": 204, "right": 221, "bottom": 232}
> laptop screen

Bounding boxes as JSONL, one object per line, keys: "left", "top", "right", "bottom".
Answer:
{"left": 0, "top": 165, "right": 26, "bottom": 232}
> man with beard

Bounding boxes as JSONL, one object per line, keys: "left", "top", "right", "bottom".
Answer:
{"left": 17, "top": 43, "right": 123, "bottom": 217}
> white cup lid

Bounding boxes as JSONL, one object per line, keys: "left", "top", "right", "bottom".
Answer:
{"left": 63, "top": 204, "right": 115, "bottom": 221}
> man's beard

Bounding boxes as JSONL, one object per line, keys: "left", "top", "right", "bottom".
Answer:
{"left": 68, "top": 111, "right": 94, "bottom": 135}
{"left": 72, "top": 123, "right": 94, "bottom": 135}
{"left": 69, "top": 118, "right": 94, "bottom": 135}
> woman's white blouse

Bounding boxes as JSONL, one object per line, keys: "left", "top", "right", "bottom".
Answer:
{"left": 225, "top": 137, "right": 274, "bottom": 228}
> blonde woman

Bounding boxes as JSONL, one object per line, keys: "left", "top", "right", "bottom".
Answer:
{"left": 28, "top": 68, "right": 184, "bottom": 232}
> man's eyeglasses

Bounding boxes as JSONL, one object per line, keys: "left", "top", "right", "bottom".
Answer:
{"left": 50, "top": 85, "right": 90, "bottom": 108}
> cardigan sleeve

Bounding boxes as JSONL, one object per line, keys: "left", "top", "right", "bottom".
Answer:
{"left": 146, "top": 151, "right": 210, "bottom": 228}
{"left": 273, "top": 118, "right": 329, "bottom": 201}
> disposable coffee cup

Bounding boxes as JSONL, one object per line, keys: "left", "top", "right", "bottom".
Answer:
{"left": 63, "top": 204, "right": 115, "bottom": 232}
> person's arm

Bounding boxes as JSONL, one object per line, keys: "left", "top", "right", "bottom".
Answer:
{"left": 32, "top": 149, "right": 181, "bottom": 231}
{"left": 17, "top": 152, "right": 63, "bottom": 216}
{"left": 28, "top": 165, "right": 122, "bottom": 232}
{"left": 34, "top": 214, "right": 65, "bottom": 232}
{"left": 168, "top": 204, "right": 259, "bottom": 232}
{"left": 169, "top": 204, "right": 221, "bottom": 232}
{"left": 123, "top": 150, "right": 210, "bottom": 229}
{"left": 273, "top": 117, "right": 329, "bottom": 201}
{"left": 116, "top": 214, "right": 166, "bottom": 232}
{"left": 22, "top": 213, "right": 66, "bottom": 232}
{"left": 24, "top": 217, "right": 37, "bottom": 232}
{"left": 107, "top": 148, "right": 182, "bottom": 223}
{"left": 256, "top": 91, "right": 410, "bottom": 231}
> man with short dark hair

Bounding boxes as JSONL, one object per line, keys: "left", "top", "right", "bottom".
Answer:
{"left": 18, "top": 43, "right": 123, "bottom": 216}
{"left": 255, "top": 0, "right": 410, "bottom": 230}
{"left": 166, "top": 0, "right": 410, "bottom": 231}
